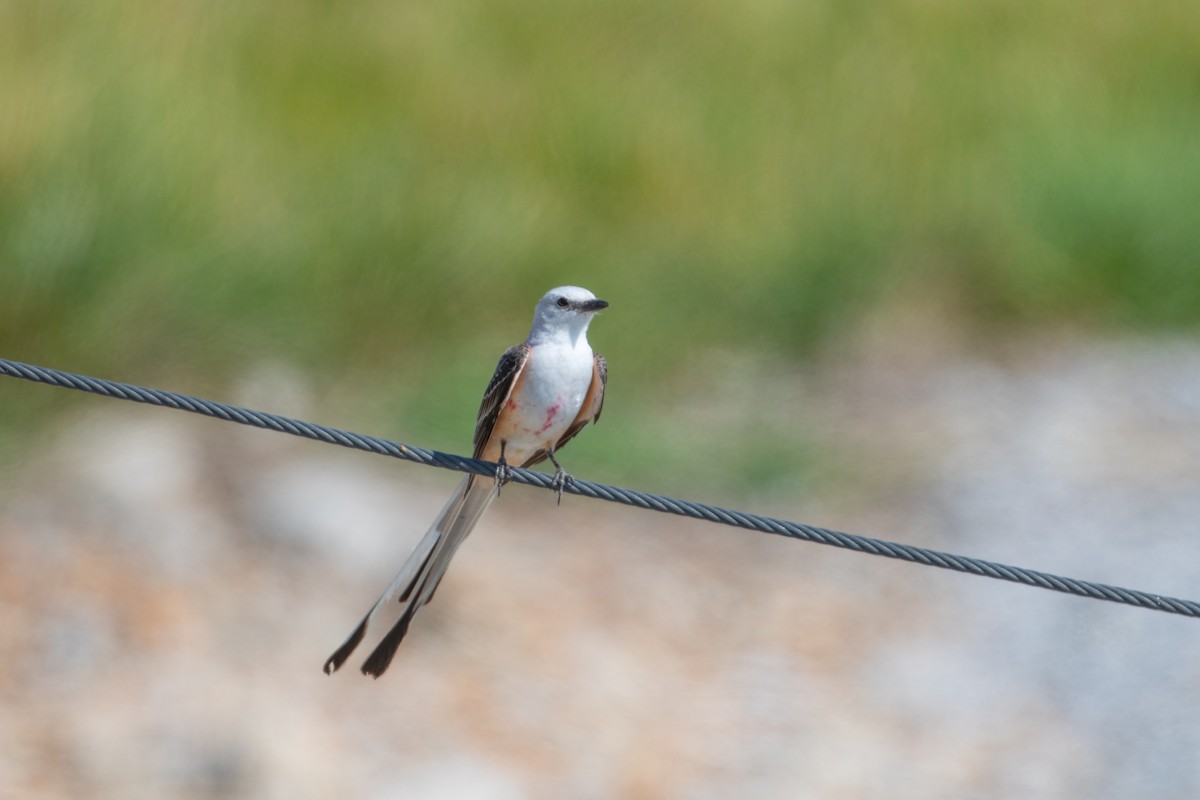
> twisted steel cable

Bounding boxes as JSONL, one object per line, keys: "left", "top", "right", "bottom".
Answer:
{"left": 3, "top": 356, "right": 1198, "bottom": 619}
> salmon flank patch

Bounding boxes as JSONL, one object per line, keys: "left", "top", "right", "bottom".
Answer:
{"left": 536, "top": 400, "right": 563, "bottom": 435}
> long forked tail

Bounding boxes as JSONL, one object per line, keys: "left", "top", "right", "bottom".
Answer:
{"left": 323, "top": 475, "right": 499, "bottom": 678}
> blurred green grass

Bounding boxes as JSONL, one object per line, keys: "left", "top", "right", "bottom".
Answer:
{"left": 2, "top": 0, "right": 1199, "bottom": 492}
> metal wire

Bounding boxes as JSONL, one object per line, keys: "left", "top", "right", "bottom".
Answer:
{"left": 3, "top": 355, "right": 1199, "bottom": 619}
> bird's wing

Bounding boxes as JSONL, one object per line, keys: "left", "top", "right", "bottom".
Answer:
{"left": 473, "top": 342, "right": 531, "bottom": 459}
{"left": 551, "top": 351, "right": 607, "bottom": 454}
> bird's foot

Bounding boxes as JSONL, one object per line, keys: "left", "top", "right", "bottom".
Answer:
{"left": 494, "top": 456, "right": 512, "bottom": 493}
{"left": 551, "top": 466, "right": 574, "bottom": 505}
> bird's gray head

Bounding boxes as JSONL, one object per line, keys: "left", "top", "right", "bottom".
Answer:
{"left": 528, "top": 286, "right": 608, "bottom": 343}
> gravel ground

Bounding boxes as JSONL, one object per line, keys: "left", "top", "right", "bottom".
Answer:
{"left": 2, "top": 336, "right": 1199, "bottom": 799}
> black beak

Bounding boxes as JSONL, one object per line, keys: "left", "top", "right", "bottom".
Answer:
{"left": 579, "top": 298, "right": 609, "bottom": 312}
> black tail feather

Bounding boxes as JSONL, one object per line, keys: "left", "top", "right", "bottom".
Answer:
{"left": 323, "top": 613, "right": 370, "bottom": 675}
{"left": 361, "top": 609, "right": 416, "bottom": 678}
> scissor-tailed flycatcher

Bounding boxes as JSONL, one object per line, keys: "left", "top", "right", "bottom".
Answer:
{"left": 324, "top": 286, "right": 609, "bottom": 678}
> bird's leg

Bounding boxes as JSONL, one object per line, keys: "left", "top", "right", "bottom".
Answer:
{"left": 547, "top": 449, "right": 573, "bottom": 505}
{"left": 495, "top": 440, "right": 512, "bottom": 492}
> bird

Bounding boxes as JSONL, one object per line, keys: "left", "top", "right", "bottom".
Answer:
{"left": 324, "top": 285, "right": 609, "bottom": 678}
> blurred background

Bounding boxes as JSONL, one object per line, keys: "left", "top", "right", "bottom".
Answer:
{"left": 2, "top": 1, "right": 1200, "bottom": 797}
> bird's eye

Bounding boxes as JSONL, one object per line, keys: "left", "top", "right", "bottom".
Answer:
{"left": 555, "top": 297, "right": 570, "bottom": 309}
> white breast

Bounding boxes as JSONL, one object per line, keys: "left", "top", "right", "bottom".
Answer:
{"left": 500, "top": 339, "right": 594, "bottom": 463}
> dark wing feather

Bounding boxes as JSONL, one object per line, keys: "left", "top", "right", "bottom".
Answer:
{"left": 473, "top": 343, "right": 531, "bottom": 458}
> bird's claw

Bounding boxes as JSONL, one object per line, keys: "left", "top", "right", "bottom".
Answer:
{"left": 551, "top": 467, "right": 574, "bottom": 505}
{"left": 494, "top": 457, "right": 512, "bottom": 493}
